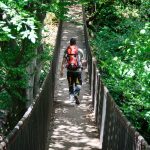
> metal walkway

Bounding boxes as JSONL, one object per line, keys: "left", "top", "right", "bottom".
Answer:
{"left": 46, "top": 5, "right": 100, "bottom": 150}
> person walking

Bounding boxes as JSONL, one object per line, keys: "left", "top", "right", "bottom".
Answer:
{"left": 60, "top": 38, "right": 84, "bottom": 105}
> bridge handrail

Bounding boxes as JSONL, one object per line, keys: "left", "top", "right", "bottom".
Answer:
{"left": 0, "top": 20, "right": 63, "bottom": 150}
{"left": 82, "top": 7, "right": 150, "bottom": 150}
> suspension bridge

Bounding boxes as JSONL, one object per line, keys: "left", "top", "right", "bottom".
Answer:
{"left": 0, "top": 4, "right": 149, "bottom": 150}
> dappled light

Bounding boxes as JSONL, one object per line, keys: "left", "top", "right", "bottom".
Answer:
{"left": 46, "top": 5, "right": 100, "bottom": 150}
{"left": 47, "top": 73, "right": 100, "bottom": 150}
{"left": 0, "top": 1, "right": 149, "bottom": 150}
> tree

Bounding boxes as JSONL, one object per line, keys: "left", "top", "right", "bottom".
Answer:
{"left": 0, "top": 0, "right": 70, "bottom": 134}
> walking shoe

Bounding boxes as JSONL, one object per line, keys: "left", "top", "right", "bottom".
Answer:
{"left": 69, "top": 95, "right": 74, "bottom": 104}
{"left": 74, "top": 95, "right": 80, "bottom": 105}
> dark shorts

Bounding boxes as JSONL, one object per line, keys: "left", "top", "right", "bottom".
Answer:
{"left": 67, "top": 71, "right": 82, "bottom": 86}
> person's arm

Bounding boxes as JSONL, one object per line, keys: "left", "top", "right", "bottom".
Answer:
{"left": 78, "top": 48, "right": 87, "bottom": 69}
{"left": 78, "top": 48, "right": 84, "bottom": 61}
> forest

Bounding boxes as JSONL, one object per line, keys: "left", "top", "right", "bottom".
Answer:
{"left": 83, "top": 0, "right": 150, "bottom": 143}
{"left": 0, "top": 0, "right": 149, "bottom": 144}
{"left": 0, "top": 0, "right": 70, "bottom": 135}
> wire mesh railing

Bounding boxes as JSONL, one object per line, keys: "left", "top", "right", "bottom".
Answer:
{"left": 82, "top": 6, "right": 150, "bottom": 150}
{"left": 0, "top": 21, "right": 63, "bottom": 150}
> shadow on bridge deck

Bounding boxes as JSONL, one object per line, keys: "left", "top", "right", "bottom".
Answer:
{"left": 46, "top": 4, "right": 101, "bottom": 150}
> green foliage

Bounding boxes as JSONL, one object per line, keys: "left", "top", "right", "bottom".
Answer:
{"left": 0, "top": 1, "right": 38, "bottom": 43}
{"left": 39, "top": 44, "right": 54, "bottom": 86}
{"left": 0, "top": 0, "right": 70, "bottom": 42}
{"left": 86, "top": 0, "right": 150, "bottom": 143}
{"left": 49, "top": 1, "right": 71, "bottom": 20}
{"left": 0, "top": 43, "right": 33, "bottom": 109}
{"left": 0, "top": 0, "right": 70, "bottom": 134}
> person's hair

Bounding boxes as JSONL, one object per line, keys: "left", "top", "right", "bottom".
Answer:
{"left": 70, "top": 38, "right": 76, "bottom": 45}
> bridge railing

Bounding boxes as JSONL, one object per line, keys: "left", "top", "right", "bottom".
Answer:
{"left": 83, "top": 7, "right": 150, "bottom": 150}
{"left": 0, "top": 21, "right": 63, "bottom": 150}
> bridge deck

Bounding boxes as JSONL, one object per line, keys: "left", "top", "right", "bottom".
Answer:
{"left": 46, "top": 5, "right": 100, "bottom": 150}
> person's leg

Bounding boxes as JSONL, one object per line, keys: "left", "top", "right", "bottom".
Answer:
{"left": 67, "top": 71, "right": 74, "bottom": 102}
{"left": 74, "top": 72, "right": 82, "bottom": 96}
{"left": 74, "top": 72, "right": 82, "bottom": 104}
